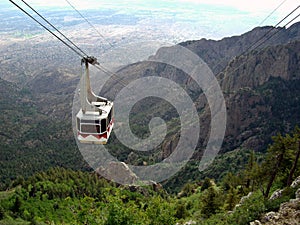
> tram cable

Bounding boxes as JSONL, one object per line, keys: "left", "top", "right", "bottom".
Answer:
{"left": 20, "top": 0, "right": 88, "bottom": 57}
{"left": 259, "top": 0, "right": 288, "bottom": 25}
{"left": 252, "top": 11, "right": 300, "bottom": 51}
{"left": 9, "top": 0, "right": 131, "bottom": 90}
{"left": 64, "top": 0, "right": 114, "bottom": 48}
{"left": 211, "top": 4, "right": 300, "bottom": 76}
{"left": 213, "top": 10, "right": 300, "bottom": 94}
{"left": 245, "top": 4, "right": 300, "bottom": 52}
{"left": 9, "top": 0, "right": 85, "bottom": 58}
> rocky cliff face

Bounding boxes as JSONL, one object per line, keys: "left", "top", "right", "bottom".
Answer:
{"left": 180, "top": 22, "right": 300, "bottom": 74}
{"left": 182, "top": 24, "right": 300, "bottom": 154}
{"left": 106, "top": 29, "right": 300, "bottom": 161}
{"left": 221, "top": 40, "right": 300, "bottom": 92}
{"left": 220, "top": 40, "right": 300, "bottom": 152}
{"left": 257, "top": 198, "right": 300, "bottom": 225}
{"left": 250, "top": 177, "right": 300, "bottom": 225}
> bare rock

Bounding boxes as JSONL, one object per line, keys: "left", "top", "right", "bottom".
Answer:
{"left": 176, "top": 220, "right": 196, "bottom": 225}
{"left": 240, "top": 192, "right": 253, "bottom": 204}
{"left": 249, "top": 220, "right": 262, "bottom": 225}
{"left": 291, "top": 176, "right": 300, "bottom": 188}
{"left": 96, "top": 161, "right": 138, "bottom": 185}
{"left": 259, "top": 197, "right": 300, "bottom": 225}
{"left": 184, "top": 221, "right": 196, "bottom": 225}
{"left": 234, "top": 192, "right": 252, "bottom": 211}
{"left": 263, "top": 211, "right": 279, "bottom": 222}
{"left": 269, "top": 189, "right": 283, "bottom": 200}
{"left": 295, "top": 188, "right": 300, "bottom": 199}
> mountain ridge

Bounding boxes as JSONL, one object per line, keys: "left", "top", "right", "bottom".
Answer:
{"left": 180, "top": 22, "right": 300, "bottom": 74}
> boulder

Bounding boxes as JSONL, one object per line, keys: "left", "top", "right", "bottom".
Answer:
{"left": 291, "top": 176, "right": 300, "bottom": 188}
{"left": 96, "top": 161, "right": 138, "bottom": 184}
{"left": 249, "top": 220, "right": 262, "bottom": 225}
{"left": 269, "top": 189, "right": 283, "bottom": 200}
{"left": 240, "top": 192, "right": 253, "bottom": 204}
{"left": 295, "top": 188, "right": 300, "bottom": 199}
{"left": 263, "top": 211, "right": 279, "bottom": 222}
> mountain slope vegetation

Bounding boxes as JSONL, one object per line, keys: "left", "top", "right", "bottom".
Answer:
{"left": 0, "top": 128, "right": 299, "bottom": 224}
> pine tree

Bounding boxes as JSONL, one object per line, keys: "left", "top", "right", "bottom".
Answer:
{"left": 201, "top": 177, "right": 212, "bottom": 192}
{"left": 243, "top": 150, "right": 260, "bottom": 191}
{"left": 287, "top": 127, "right": 300, "bottom": 186}
{"left": 0, "top": 205, "right": 4, "bottom": 220}
{"left": 175, "top": 200, "right": 189, "bottom": 219}
{"left": 12, "top": 196, "right": 22, "bottom": 215}
{"left": 224, "top": 187, "right": 239, "bottom": 211}
{"left": 263, "top": 134, "right": 286, "bottom": 198}
{"left": 201, "top": 186, "right": 222, "bottom": 218}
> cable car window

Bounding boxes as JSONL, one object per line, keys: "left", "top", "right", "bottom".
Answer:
{"left": 81, "top": 124, "right": 100, "bottom": 134}
{"left": 101, "top": 119, "right": 106, "bottom": 133}
{"left": 77, "top": 118, "right": 80, "bottom": 130}
{"left": 108, "top": 109, "right": 112, "bottom": 123}
{"left": 81, "top": 119, "right": 100, "bottom": 124}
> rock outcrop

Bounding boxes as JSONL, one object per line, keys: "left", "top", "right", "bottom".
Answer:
{"left": 258, "top": 197, "right": 300, "bottom": 225}
{"left": 250, "top": 176, "right": 300, "bottom": 225}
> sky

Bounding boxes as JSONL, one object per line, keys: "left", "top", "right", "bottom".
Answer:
{"left": 3, "top": 0, "right": 300, "bottom": 40}
{"left": 10, "top": 0, "right": 298, "bottom": 16}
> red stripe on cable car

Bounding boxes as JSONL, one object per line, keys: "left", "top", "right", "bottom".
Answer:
{"left": 78, "top": 132, "right": 107, "bottom": 139}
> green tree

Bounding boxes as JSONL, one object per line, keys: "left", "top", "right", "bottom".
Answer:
{"left": 259, "top": 128, "right": 300, "bottom": 198}
{"left": 0, "top": 205, "right": 5, "bottom": 220}
{"left": 201, "top": 177, "right": 213, "bottom": 192}
{"left": 11, "top": 196, "right": 22, "bottom": 215}
{"left": 175, "top": 200, "right": 189, "bottom": 219}
{"left": 287, "top": 127, "right": 300, "bottom": 186}
{"left": 146, "top": 196, "right": 176, "bottom": 225}
{"left": 179, "top": 182, "right": 196, "bottom": 197}
{"left": 243, "top": 150, "right": 261, "bottom": 191}
{"left": 224, "top": 187, "right": 239, "bottom": 211}
{"left": 201, "top": 186, "right": 222, "bottom": 218}
{"left": 262, "top": 133, "right": 288, "bottom": 197}
{"left": 221, "top": 172, "right": 242, "bottom": 191}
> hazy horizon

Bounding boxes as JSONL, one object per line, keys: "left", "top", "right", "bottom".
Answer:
{"left": 2, "top": 0, "right": 300, "bottom": 41}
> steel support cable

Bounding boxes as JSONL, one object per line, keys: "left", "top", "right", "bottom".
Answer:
{"left": 245, "top": 4, "right": 300, "bottom": 52}
{"left": 213, "top": 12, "right": 300, "bottom": 92}
{"left": 9, "top": 0, "right": 130, "bottom": 90}
{"left": 210, "top": 4, "right": 300, "bottom": 74}
{"left": 21, "top": 0, "right": 88, "bottom": 57}
{"left": 259, "top": 0, "right": 288, "bottom": 25}
{"left": 65, "top": 0, "right": 114, "bottom": 48}
{"left": 253, "top": 11, "right": 300, "bottom": 50}
{"left": 9, "top": 0, "right": 85, "bottom": 58}
{"left": 94, "top": 64, "right": 130, "bottom": 88}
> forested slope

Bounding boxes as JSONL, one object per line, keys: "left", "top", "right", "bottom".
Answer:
{"left": 0, "top": 128, "right": 299, "bottom": 224}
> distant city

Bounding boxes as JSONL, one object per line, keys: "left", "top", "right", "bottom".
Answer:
{"left": 0, "top": 0, "right": 289, "bottom": 44}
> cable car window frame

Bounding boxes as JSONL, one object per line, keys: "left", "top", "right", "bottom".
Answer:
{"left": 101, "top": 119, "right": 107, "bottom": 133}
{"left": 80, "top": 123, "right": 101, "bottom": 134}
{"left": 108, "top": 108, "right": 112, "bottom": 124}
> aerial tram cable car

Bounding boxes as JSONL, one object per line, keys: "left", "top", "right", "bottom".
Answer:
{"left": 9, "top": 0, "right": 120, "bottom": 144}
{"left": 76, "top": 56, "right": 114, "bottom": 144}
